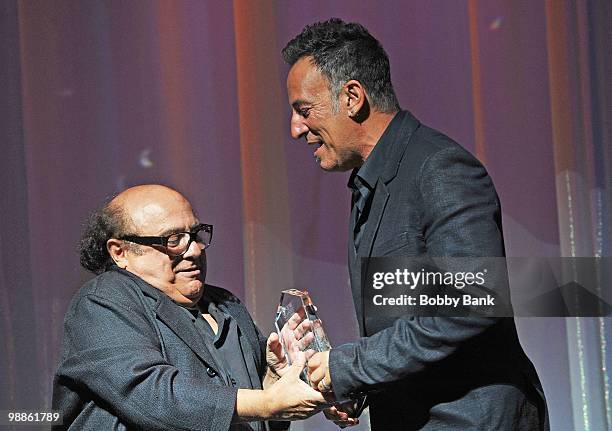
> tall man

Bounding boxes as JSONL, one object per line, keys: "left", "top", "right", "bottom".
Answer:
{"left": 283, "top": 19, "right": 548, "bottom": 430}
{"left": 53, "top": 184, "right": 326, "bottom": 430}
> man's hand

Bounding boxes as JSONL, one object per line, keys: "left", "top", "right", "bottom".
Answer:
{"left": 308, "top": 352, "right": 360, "bottom": 427}
{"left": 264, "top": 354, "right": 329, "bottom": 420}
{"left": 269, "top": 308, "right": 315, "bottom": 377}
{"left": 237, "top": 353, "right": 328, "bottom": 421}
{"left": 323, "top": 404, "right": 360, "bottom": 428}
{"left": 307, "top": 350, "right": 332, "bottom": 393}
{"left": 266, "top": 332, "right": 288, "bottom": 380}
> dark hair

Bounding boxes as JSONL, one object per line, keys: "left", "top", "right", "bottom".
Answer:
{"left": 79, "top": 200, "right": 135, "bottom": 274}
{"left": 282, "top": 18, "right": 400, "bottom": 113}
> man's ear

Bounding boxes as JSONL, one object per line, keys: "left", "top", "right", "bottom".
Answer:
{"left": 107, "top": 239, "right": 128, "bottom": 269}
{"left": 343, "top": 80, "right": 366, "bottom": 118}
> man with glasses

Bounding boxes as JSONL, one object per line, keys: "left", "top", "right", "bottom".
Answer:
{"left": 52, "top": 184, "right": 326, "bottom": 431}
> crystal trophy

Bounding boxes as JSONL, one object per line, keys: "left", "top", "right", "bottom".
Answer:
{"left": 274, "top": 289, "right": 331, "bottom": 380}
{"left": 275, "top": 289, "right": 363, "bottom": 411}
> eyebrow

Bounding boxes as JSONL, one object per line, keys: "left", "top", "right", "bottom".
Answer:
{"left": 157, "top": 222, "right": 201, "bottom": 237}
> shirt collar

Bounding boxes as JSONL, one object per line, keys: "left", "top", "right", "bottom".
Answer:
{"left": 180, "top": 295, "right": 224, "bottom": 322}
{"left": 347, "top": 110, "right": 403, "bottom": 193}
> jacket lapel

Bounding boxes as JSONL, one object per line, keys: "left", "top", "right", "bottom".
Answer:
{"left": 356, "top": 111, "right": 421, "bottom": 256}
{"left": 206, "top": 285, "right": 264, "bottom": 387}
{"left": 110, "top": 267, "right": 223, "bottom": 374}
{"left": 154, "top": 296, "right": 223, "bottom": 374}
{"left": 217, "top": 300, "right": 263, "bottom": 389}
{"left": 348, "top": 112, "right": 420, "bottom": 333}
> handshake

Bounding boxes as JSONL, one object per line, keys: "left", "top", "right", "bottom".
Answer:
{"left": 236, "top": 303, "right": 361, "bottom": 427}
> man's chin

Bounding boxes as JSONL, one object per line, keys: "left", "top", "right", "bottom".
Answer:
{"left": 180, "top": 280, "right": 204, "bottom": 302}
{"left": 317, "top": 156, "right": 354, "bottom": 172}
{"left": 320, "top": 163, "right": 345, "bottom": 172}
{"left": 317, "top": 159, "right": 336, "bottom": 171}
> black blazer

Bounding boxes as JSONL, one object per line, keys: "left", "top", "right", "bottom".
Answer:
{"left": 52, "top": 267, "right": 270, "bottom": 431}
{"left": 329, "top": 111, "right": 548, "bottom": 430}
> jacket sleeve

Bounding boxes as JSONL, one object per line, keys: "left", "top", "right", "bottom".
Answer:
{"left": 330, "top": 145, "right": 505, "bottom": 399}
{"left": 54, "top": 293, "right": 237, "bottom": 431}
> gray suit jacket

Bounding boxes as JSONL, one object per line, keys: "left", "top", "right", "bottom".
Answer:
{"left": 329, "top": 111, "right": 548, "bottom": 430}
{"left": 52, "top": 266, "right": 275, "bottom": 431}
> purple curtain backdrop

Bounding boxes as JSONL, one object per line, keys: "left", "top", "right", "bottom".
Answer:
{"left": 1, "top": 1, "right": 610, "bottom": 430}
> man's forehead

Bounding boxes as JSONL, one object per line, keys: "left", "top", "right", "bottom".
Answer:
{"left": 116, "top": 187, "right": 196, "bottom": 233}
{"left": 288, "top": 57, "right": 320, "bottom": 83}
{"left": 133, "top": 202, "right": 172, "bottom": 228}
{"left": 132, "top": 207, "right": 199, "bottom": 236}
{"left": 139, "top": 202, "right": 166, "bottom": 218}
{"left": 288, "top": 58, "right": 329, "bottom": 101}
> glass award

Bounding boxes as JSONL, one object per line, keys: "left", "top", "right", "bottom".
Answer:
{"left": 274, "top": 289, "right": 331, "bottom": 379}
{"left": 275, "top": 289, "right": 363, "bottom": 410}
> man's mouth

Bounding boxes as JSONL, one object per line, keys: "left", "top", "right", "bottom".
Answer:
{"left": 308, "top": 140, "right": 324, "bottom": 160}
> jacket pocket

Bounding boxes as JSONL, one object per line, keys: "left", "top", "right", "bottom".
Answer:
{"left": 372, "top": 231, "right": 415, "bottom": 256}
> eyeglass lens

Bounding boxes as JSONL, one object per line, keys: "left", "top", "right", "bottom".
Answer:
{"left": 166, "top": 228, "right": 211, "bottom": 255}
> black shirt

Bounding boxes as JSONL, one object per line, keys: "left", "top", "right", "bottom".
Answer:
{"left": 182, "top": 299, "right": 263, "bottom": 431}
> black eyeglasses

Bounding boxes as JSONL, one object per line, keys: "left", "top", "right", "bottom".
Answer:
{"left": 120, "top": 223, "right": 213, "bottom": 257}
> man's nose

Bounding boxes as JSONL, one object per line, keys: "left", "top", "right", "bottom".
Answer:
{"left": 183, "top": 239, "right": 203, "bottom": 259}
{"left": 290, "top": 112, "right": 308, "bottom": 139}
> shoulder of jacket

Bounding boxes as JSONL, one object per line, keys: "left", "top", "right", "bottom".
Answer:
{"left": 71, "top": 270, "right": 147, "bottom": 314}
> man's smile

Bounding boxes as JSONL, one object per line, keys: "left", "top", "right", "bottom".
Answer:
{"left": 307, "top": 139, "right": 324, "bottom": 159}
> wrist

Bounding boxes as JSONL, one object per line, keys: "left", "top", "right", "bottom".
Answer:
{"left": 236, "top": 389, "right": 273, "bottom": 422}
{"left": 262, "top": 387, "right": 275, "bottom": 419}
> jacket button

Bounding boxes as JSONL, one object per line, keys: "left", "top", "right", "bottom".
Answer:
{"left": 206, "top": 367, "right": 217, "bottom": 377}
